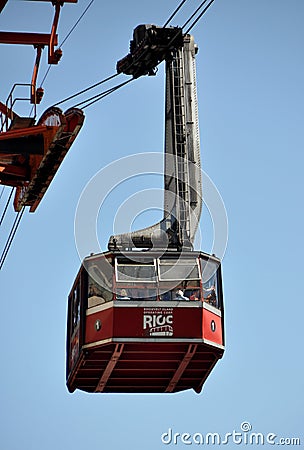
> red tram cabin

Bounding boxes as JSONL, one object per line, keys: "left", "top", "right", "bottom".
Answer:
{"left": 66, "top": 251, "right": 224, "bottom": 394}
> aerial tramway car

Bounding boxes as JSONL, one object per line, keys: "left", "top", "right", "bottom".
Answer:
{"left": 66, "top": 250, "right": 224, "bottom": 394}
{"left": 66, "top": 24, "right": 225, "bottom": 394}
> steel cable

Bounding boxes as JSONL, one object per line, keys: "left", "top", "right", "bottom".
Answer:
{"left": 163, "top": 0, "right": 188, "bottom": 28}
{"left": 0, "top": 187, "right": 13, "bottom": 227}
{"left": 53, "top": 73, "right": 119, "bottom": 107}
{"left": 184, "top": 0, "right": 216, "bottom": 34}
{"left": 0, "top": 207, "right": 25, "bottom": 270}
{"left": 39, "top": 0, "right": 96, "bottom": 88}
{"left": 48, "top": 0, "right": 217, "bottom": 110}
{"left": 77, "top": 79, "right": 133, "bottom": 109}
{"left": 0, "top": 186, "right": 5, "bottom": 201}
{"left": 181, "top": 0, "right": 210, "bottom": 29}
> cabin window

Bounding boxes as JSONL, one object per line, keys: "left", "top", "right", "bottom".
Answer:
{"left": 201, "top": 259, "right": 220, "bottom": 308}
{"left": 87, "top": 260, "right": 113, "bottom": 307}
{"left": 69, "top": 279, "right": 81, "bottom": 371}
{"left": 116, "top": 263, "right": 157, "bottom": 283}
{"left": 71, "top": 283, "right": 80, "bottom": 333}
{"left": 158, "top": 258, "right": 201, "bottom": 301}
{"left": 116, "top": 286, "right": 158, "bottom": 301}
{"left": 159, "top": 286, "right": 202, "bottom": 301}
{"left": 115, "top": 260, "right": 157, "bottom": 300}
{"left": 158, "top": 259, "right": 200, "bottom": 281}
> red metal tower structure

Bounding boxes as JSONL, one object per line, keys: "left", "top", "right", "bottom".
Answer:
{"left": 0, "top": 0, "right": 84, "bottom": 212}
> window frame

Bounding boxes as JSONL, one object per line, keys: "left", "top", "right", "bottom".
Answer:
{"left": 157, "top": 257, "right": 201, "bottom": 282}
{"left": 115, "top": 258, "right": 158, "bottom": 284}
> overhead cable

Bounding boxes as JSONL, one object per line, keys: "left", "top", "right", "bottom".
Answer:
{"left": 181, "top": 0, "right": 210, "bottom": 29}
{"left": 76, "top": 79, "right": 133, "bottom": 110}
{"left": 0, "top": 207, "right": 25, "bottom": 270}
{"left": 60, "top": 0, "right": 95, "bottom": 48}
{"left": 0, "top": 187, "right": 13, "bottom": 227}
{"left": 0, "top": 186, "right": 5, "bottom": 202}
{"left": 163, "top": 0, "right": 188, "bottom": 28}
{"left": 71, "top": 0, "right": 217, "bottom": 110}
{"left": 161, "top": 0, "right": 216, "bottom": 58}
{"left": 39, "top": 0, "right": 96, "bottom": 88}
{"left": 45, "top": 0, "right": 217, "bottom": 111}
{"left": 51, "top": 0, "right": 217, "bottom": 110}
{"left": 53, "top": 73, "right": 119, "bottom": 107}
{"left": 184, "top": 0, "right": 216, "bottom": 34}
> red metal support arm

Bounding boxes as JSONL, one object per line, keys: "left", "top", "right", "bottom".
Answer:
{"left": 32, "top": 1, "right": 77, "bottom": 3}
{"left": 0, "top": 31, "right": 58, "bottom": 46}
{"left": 48, "top": 2, "right": 61, "bottom": 64}
{"left": 165, "top": 344, "right": 198, "bottom": 393}
{"left": 0, "top": 124, "right": 56, "bottom": 141}
{"left": 0, "top": 164, "right": 27, "bottom": 178}
{"left": 0, "top": 0, "right": 77, "bottom": 13}
{"left": 95, "top": 344, "right": 124, "bottom": 393}
{"left": 0, "top": 101, "right": 17, "bottom": 122}
{"left": 0, "top": 1, "right": 78, "bottom": 105}
{"left": 31, "top": 46, "right": 43, "bottom": 104}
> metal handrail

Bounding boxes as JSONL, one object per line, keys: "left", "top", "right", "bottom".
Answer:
{"left": 0, "top": 83, "right": 36, "bottom": 132}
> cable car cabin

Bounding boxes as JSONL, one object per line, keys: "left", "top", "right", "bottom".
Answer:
{"left": 66, "top": 250, "right": 224, "bottom": 394}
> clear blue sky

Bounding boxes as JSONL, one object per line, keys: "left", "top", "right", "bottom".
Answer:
{"left": 1, "top": 1, "right": 303, "bottom": 449}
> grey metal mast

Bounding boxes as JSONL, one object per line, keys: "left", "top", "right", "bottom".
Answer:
{"left": 108, "top": 28, "right": 202, "bottom": 252}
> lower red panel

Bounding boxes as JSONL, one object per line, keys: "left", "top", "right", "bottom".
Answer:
{"left": 86, "top": 307, "right": 113, "bottom": 344}
{"left": 85, "top": 304, "right": 203, "bottom": 343}
{"left": 203, "top": 308, "right": 223, "bottom": 345}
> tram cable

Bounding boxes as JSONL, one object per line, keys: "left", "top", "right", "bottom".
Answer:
{"left": 181, "top": 0, "right": 211, "bottom": 29}
{"left": 184, "top": 0, "right": 215, "bottom": 34}
{"left": 50, "top": 0, "right": 217, "bottom": 110}
{"left": 0, "top": 0, "right": 217, "bottom": 267}
{"left": 0, "top": 207, "right": 25, "bottom": 270}
{"left": 116, "top": 0, "right": 217, "bottom": 87}
{"left": 0, "top": 186, "right": 5, "bottom": 202}
{"left": 39, "top": 0, "right": 96, "bottom": 88}
{"left": 163, "top": 0, "right": 188, "bottom": 28}
{"left": 53, "top": 73, "right": 119, "bottom": 107}
{"left": 165, "top": 0, "right": 216, "bottom": 50}
{"left": 0, "top": 188, "right": 13, "bottom": 227}
{"left": 75, "top": 79, "right": 133, "bottom": 110}
{"left": 52, "top": 0, "right": 185, "bottom": 108}
{"left": 28, "top": 0, "right": 96, "bottom": 117}
{"left": 60, "top": 0, "right": 95, "bottom": 48}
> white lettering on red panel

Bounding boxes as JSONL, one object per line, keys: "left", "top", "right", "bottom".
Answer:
{"left": 143, "top": 308, "right": 173, "bottom": 336}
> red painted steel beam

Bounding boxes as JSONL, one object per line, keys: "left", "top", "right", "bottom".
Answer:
{"left": 0, "top": 164, "right": 27, "bottom": 177}
{"left": 95, "top": 344, "right": 124, "bottom": 393}
{"left": 30, "top": 1, "right": 77, "bottom": 3}
{"left": 0, "top": 101, "right": 16, "bottom": 121}
{"left": 195, "top": 352, "right": 219, "bottom": 394}
{"left": 0, "top": 180, "right": 21, "bottom": 188}
{"left": 0, "top": 32, "right": 57, "bottom": 46}
{"left": 48, "top": 2, "right": 60, "bottom": 64}
{"left": 66, "top": 353, "right": 85, "bottom": 392}
{"left": 31, "top": 46, "right": 43, "bottom": 103}
{"left": 165, "top": 344, "right": 198, "bottom": 393}
{"left": 0, "top": 125, "right": 54, "bottom": 140}
{"left": 0, "top": 0, "right": 77, "bottom": 14}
